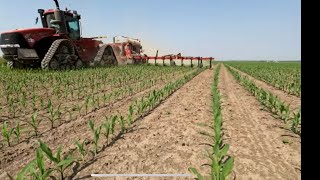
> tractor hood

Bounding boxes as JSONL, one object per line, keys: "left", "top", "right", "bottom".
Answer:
{"left": 0, "top": 28, "right": 56, "bottom": 48}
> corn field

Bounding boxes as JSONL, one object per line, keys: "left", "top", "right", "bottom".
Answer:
{"left": 0, "top": 61, "right": 301, "bottom": 180}
{"left": 0, "top": 66, "right": 196, "bottom": 147}
{"left": 225, "top": 62, "right": 301, "bottom": 96}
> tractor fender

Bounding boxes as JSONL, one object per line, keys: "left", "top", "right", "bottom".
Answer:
{"left": 33, "top": 37, "right": 81, "bottom": 64}
{"left": 33, "top": 36, "right": 60, "bottom": 60}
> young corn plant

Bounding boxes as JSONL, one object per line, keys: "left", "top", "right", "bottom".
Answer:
{"left": 127, "top": 105, "right": 134, "bottom": 126}
{"left": 57, "top": 90, "right": 62, "bottom": 100}
{"left": 135, "top": 98, "right": 143, "bottom": 115}
{"left": 279, "top": 103, "right": 290, "bottom": 123}
{"left": 110, "top": 115, "right": 117, "bottom": 135}
{"left": 2, "top": 121, "right": 14, "bottom": 146}
{"left": 73, "top": 104, "right": 83, "bottom": 117}
{"left": 27, "top": 111, "right": 41, "bottom": 136}
{"left": 102, "top": 94, "right": 108, "bottom": 106}
{"left": 119, "top": 115, "right": 126, "bottom": 133}
{"left": 39, "top": 97, "right": 44, "bottom": 110}
{"left": 63, "top": 87, "right": 69, "bottom": 99}
{"left": 20, "top": 95, "right": 27, "bottom": 111}
{"left": 89, "top": 120, "right": 102, "bottom": 155}
{"left": 14, "top": 122, "right": 21, "bottom": 143}
{"left": 103, "top": 119, "right": 111, "bottom": 144}
{"left": 9, "top": 97, "right": 18, "bottom": 118}
{"left": 55, "top": 105, "right": 62, "bottom": 125}
{"left": 39, "top": 141, "right": 74, "bottom": 180}
{"left": 77, "top": 87, "right": 81, "bottom": 99}
{"left": 32, "top": 94, "right": 37, "bottom": 111}
{"left": 90, "top": 93, "right": 96, "bottom": 110}
{"left": 29, "top": 149, "right": 54, "bottom": 180}
{"left": 291, "top": 109, "right": 301, "bottom": 136}
{"left": 208, "top": 114, "right": 234, "bottom": 180}
{"left": 74, "top": 139, "right": 87, "bottom": 161}
{"left": 70, "top": 86, "right": 74, "bottom": 99}
{"left": 96, "top": 96, "right": 100, "bottom": 108}
{"left": 85, "top": 96, "right": 90, "bottom": 115}
{"left": 47, "top": 100, "right": 61, "bottom": 128}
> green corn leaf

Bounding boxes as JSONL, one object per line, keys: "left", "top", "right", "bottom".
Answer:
{"left": 17, "top": 159, "right": 36, "bottom": 180}
{"left": 56, "top": 158, "right": 74, "bottom": 170}
{"left": 89, "top": 120, "right": 94, "bottom": 133}
{"left": 39, "top": 141, "right": 58, "bottom": 163}
{"left": 222, "top": 157, "right": 234, "bottom": 178}
{"left": 207, "top": 151, "right": 215, "bottom": 161}
{"left": 111, "top": 115, "right": 117, "bottom": 134}
{"left": 104, "top": 122, "right": 110, "bottom": 138}
{"left": 218, "top": 144, "right": 230, "bottom": 160}
{"left": 9, "top": 128, "right": 14, "bottom": 137}
{"left": 212, "top": 156, "right": 220, "bottom": 176}
{"left": 56, "top": 145, "right": 62, "bottom": 162}
{"left": 119, "top": 116, "right": 125, "bottom": 132}
{"left": 36, "top": 149, "right": 45, "bottom": 175}
{"left": 95, "top": 126, "right": 101, "bottom": 141}
{"left": 188, "top": 167, "right": 203, "bottom": 180}
{"left": 129, "top": 105, "right": 134, "bottom": 116}
{"left": 42, "top": 168, "right": 54, "bottom": 179}
{"left": 2, "top": 121, "right": 8, "bottom": 137}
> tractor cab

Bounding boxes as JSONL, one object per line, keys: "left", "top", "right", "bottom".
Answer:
{"left": 38, "top": 0, "right": 81, "bottom": 40}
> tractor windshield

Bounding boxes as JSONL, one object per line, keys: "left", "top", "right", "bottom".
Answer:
{"left": 45, "top": 13, "right": 80, "bottom": 40}
{"left": 67, "top": 19, "right": 80, "bottom": 40}
{"left": 46, "top": 14, "right": 56, "bottom": 28}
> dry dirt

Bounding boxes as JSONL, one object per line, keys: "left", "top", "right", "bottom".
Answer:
{"left": 72, "top": 69, "right": 215, "bottom": 179}
{"left": 219, "top": 64, "right": 301, "bottom": 180}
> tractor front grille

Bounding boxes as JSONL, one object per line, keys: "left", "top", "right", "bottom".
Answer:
{"left": 1, "top": 48, "right": 18, "bottom": 55}
{"left": 0, "top": 32, "right": 30, "bottom": 49}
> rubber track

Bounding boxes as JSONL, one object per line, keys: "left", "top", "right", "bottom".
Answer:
{"left": 41, "top": 39, "right": 75, "bottom": 70}
{"left": 92, "top": 44, "right": 108, "bottom": 66}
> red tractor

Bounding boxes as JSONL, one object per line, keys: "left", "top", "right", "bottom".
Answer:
{"left": 0, "top": 0, "right": 146, "bottom": 70}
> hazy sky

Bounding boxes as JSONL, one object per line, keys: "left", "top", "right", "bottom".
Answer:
{"left": 0, "top": 0, "right": 301, "bottom": 60}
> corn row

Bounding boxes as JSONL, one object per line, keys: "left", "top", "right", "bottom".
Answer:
{"left": 189, "top": 64, "right": 234, "bottom": 180}
{"left": 225, "top": 62, "right": 300, "bottom": 97}
{"left": 225, "top": 64, "right": 301, "bottom": 136}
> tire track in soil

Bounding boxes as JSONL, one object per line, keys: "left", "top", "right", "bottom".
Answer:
{"left": 219, "top": 64, "right": 301, "bottom": 180}
{"left": 0, "top": 70, "right": 197, "bottom": 176}
{"left": 72, "top": 69, "right": 214, "bottom": 180}
{"left": 228, "top": 66, "right": 301, "bottom": 112}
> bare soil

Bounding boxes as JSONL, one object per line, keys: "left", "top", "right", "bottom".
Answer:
{"left": 219, "top": 65, "right": 301, "bottom": 180}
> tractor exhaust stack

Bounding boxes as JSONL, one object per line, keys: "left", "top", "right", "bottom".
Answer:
{"left": 53, "top": 0, "right": 60, "bottom": 9}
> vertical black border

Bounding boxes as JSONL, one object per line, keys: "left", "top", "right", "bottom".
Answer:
{"left": 301, "top": 0, "right": 316, "bottom": 178}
